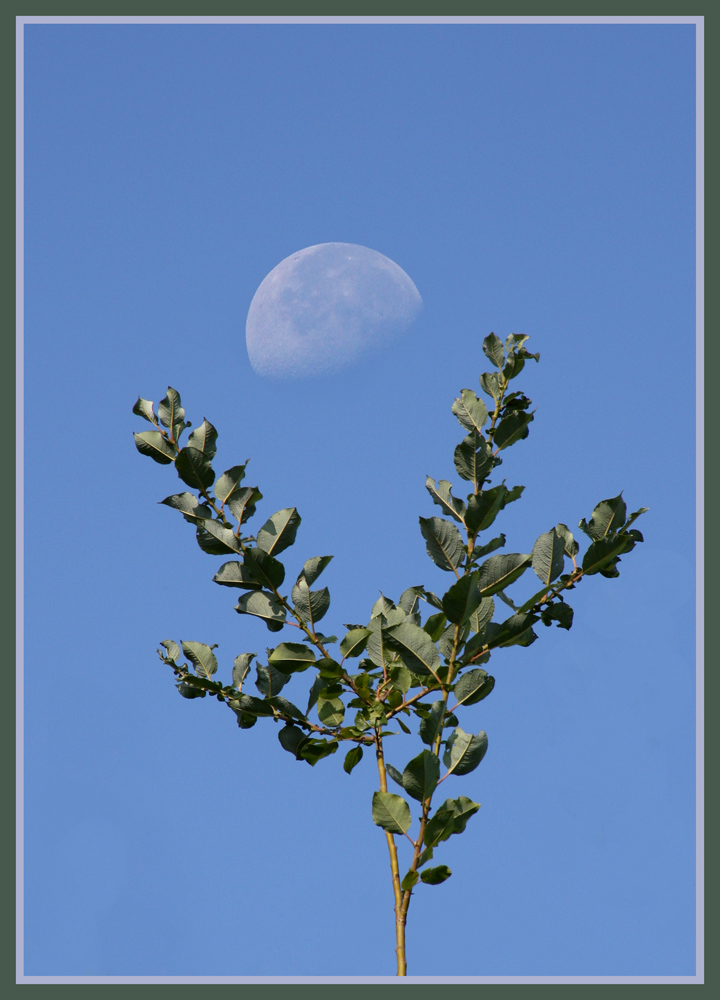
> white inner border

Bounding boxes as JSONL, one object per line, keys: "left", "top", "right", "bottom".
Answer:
{"left": 15, "top": 13, "right": 705, "bottom": 987}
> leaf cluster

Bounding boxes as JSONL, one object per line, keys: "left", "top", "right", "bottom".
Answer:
{"left": 134, "top": 333, "right": 647, "bottom": 900}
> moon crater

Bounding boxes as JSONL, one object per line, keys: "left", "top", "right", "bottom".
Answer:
{"left": 245, "top": 242, "right": 422, "bottom": 379}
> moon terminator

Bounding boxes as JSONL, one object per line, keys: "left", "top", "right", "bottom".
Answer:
{"left": 245, "top": 242, "right": 423, "bottom": 379}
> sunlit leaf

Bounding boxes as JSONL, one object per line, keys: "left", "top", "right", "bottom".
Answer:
{"left": 215, "top": 465, "right": 247, "bottom": 505}
{"left": 402, "top": 750, "right": 440, "bottom": 802}
{"left": 531, "top": 528, "right": 565, "bottom": 585}
{"left": 180, "top": 640, "right": 218, "bottom": 680}
{"left": 187, "top": 418, "right": 218, "bottom": 459}
{"left": 133, "top": 430, "right": 175, "bottom": 465}
{"left": 372, "top": 791, "right": 412, "bottom": 835}
{"left": 419, "top": 517, "right": 465, "bottom": 573}
{"left": 452, "top": 388, "right": 488, "bottom": 433}
{"left": 257, "top": 508, "right": 301, "bottom": 556}
{"left": 477, "top": 553, "right": 531, "bottom": 596}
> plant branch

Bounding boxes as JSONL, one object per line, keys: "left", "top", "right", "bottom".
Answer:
{"left": 375, "top": 728, "right": 407, "bottom": 977}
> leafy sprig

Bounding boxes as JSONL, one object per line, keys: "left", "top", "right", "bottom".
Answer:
{"left": 134, "top": 332, "right": 646, "bottom": 976}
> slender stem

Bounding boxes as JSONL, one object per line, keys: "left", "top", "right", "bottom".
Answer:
{"left": 375, "top": 729, "right": 407, "bottom": 976}
{"left": 385, "top": 686, "right": 431, "bottom": 721}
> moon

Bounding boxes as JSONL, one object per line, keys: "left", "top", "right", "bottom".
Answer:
{"left": 245, "top": 243, "right": 422, "bottom": 378}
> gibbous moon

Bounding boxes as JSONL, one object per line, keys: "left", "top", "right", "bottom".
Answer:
{"left": 245, "top": 243, "right": 422, "bottom": 378}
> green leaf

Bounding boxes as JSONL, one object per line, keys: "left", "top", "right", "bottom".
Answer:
{"left": 465, "top": 485, "right": 507, "bottom": 534}
{"left": 178, "top": 673, "right": 222, "bottom": 694}
{"left": 541, "top": 602, "right": 574, "bottom": 630}
{"left": 484, "top": 612, "right": 538, "bottom": 648}
{"left": 624, "top": 506, "right": 649, "bottom": 531}
{"left": 197, "top": 518, "right": 242, "bottom": 555}
{"left": 579, "top": 494, "right": 627, "bottom": 540}
{"left": 278, "top": 724, "right": 308, "bottom": 759}
{"left": 268, "top": 696, "right": 308, "bottom": 723}
{"left": 213, "top": 561, "right": 263, "bottom": 590}
{"left": 504, "top": 485, "right": 525, "bottom": 505}
{"left": 479, "top": 371, "right": 502, "bottom": 400}
{"left": 175, "top": 446, "right": 214, "bottom": 491}
{"left": 180, "top": 640, "right": 218, "bottom": 680}
{"left": 343, "top": 746, "right": 364, "bottom": 774}
{"left": 452, "top": 388, "right": 488, "bottom": 433}
{"left": 306, "top": 676, "right": 327, "bottom": 713}
{"left": 133, "top": 430, "right": 176, "bottom": 465}
{"left": 384, "top": 608, "right": 409, "bottom": 628}
{"left": 477, "top": 552, "right": 531, "bottom": 596}
{"left": 235, "top": 591, "right": 286, "bottom": 631}
{"left": 468, "top": 596, "right": 494, "bottom": 634}
{"left": 493, "top": 410, "right": 534, "bottom": 450}
{"left": 532, "top": 528, "right": 565, "bottom": 585}
{"left": 420, "top": 865, "right": 452, "bottom": 885}
{"left": 372, "top": 791, "right": 412, "bottom": 836}
{"left": 502, "top": 352, "right": 523, "bottom": 381}
{"left": 256, "top": 508, "right": 301, "bottom": 556}
{"left": 371, "top": 594, "right": 396, "bottom": 618}
{"left": 268, "top": 642, "right": 316, "bottom": 674}
{"left": 417, "top": 846, "right": 434, "bottom": 869}
{"left": 159, "top": 492, "right": 213, "bottom": 523}
{"left": 402, "top": 750, "right": 440, "bottom": 802}
{"left": 133, "top": 397, "right": 156, "bottom": 424}
{"left": 232, "top": 710, "right": 256, "bottom": 728}
{"left": 473, "top": 534, "right": 506, "bottom": 559}
{"left": 454, "top": 432, "right": 494, "bottom": 485}
{"left": 385, "top": 622, "right": 442, "bottom": 679}
{"left": 299, "top": 738, "right": 339, "bottom": 766}
{"left": 492, "top": 587, "right": 516, "bottom": 611}
{"left": 386, "top": 762, "right": 405, "bottom": 788}
{"left": 311, "top": 633, "right": 338, "bottom": 647}
{"left": 340, "top": 627, "right": 372, "bottom": 659}
{"left": 177, "top": 681, "right": 206, "bottom": 699}
{"left": 424, "top": 796, "right": 480, "bottom": 848}
{"left": 395, "top": 588, "right": 417, "bottom": 616}
{"left": 255, "top": 663, "right": 291, "bottom": 697}
{"left": 505, "top": 333, "right": 527, "bottom": 357}
{"left": 365, "top": 616, "right": 389, "bottom": 670}
{"left": 442, "top": 572, "right": 482, "bottom": 625}
{"left": 187, "top": 418, "right": 218, "bottom": 459}
{"left": 317, "top": 657, "right": 344, "bottom": 679}
{"left": 438, "top": 622, "right": 468, "bottom": 660}
{"left": 482, "top": 333, "right": 505, "bottom": 369}
{"left": 292, "top": 578, "right": 330, "bottom": 629}
{"left": 158, "top": 639, "right": 181, "bottom": 663}
{"left": 317, "top": 697, "right": 345, "bottom": 727}
{"left": 419, "top": 701, "right": 445, "bottom": 747}
{"left": 419, "top": 517, "right": 465, "bottom": 573}
{"left": 454, "top": 668, "right": 495, "bottom": 705}
{"left": 582, "top": 533, "right": 632, "bottom": 576}
{"left": 226, "top": 486, "right": 262, "bottom": 525}
{"left": 215, "top": 465, "right": 247, "bottom": 505}
{"left": 508, "top": 336, "right": 537, "bottom": 361}
{"left": 158, "top": 387, "right": 186, "bottom": 442}
{"left": 389, "top": 665, "right": 413, "bottom": 694}
{"left": 425, "top": 477, "right": 467, "bottom": 524}
{"left": 298, "top": 555, "right": 333, "bottom": 586}
{"left": 232, "top": 653, "right": 255, "bottom": 690}
{"left": 443, "top": 727, "right": 488, "bottom": 776}
{"left": 401, "top": 870, "right": 420, "bottom": 891}
{"left": 422, "top": 612, "right": 447, "bottom": 643}
{"left": 555, "top": 523, "right": 579, "bottom": 558}
{"left": 194, "top": 524, "right": 230, "bottom": 556}
{"left": 413, "top": 587, "right": 443, "bottom": 611}
{"left": 244, "top": 548, "right": 285, "bottom": 590}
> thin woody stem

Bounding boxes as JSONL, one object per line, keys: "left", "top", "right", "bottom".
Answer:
{"left": 375, "top": 728, "right": 407, "bottom": 977}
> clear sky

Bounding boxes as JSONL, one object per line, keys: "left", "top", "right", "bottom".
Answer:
{"left": 22, "top": 21, "right": 697, "bottom": 978}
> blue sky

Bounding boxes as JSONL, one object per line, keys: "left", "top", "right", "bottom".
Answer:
{"left": 22, "top": 22, "right": 697, "bottom": 978}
